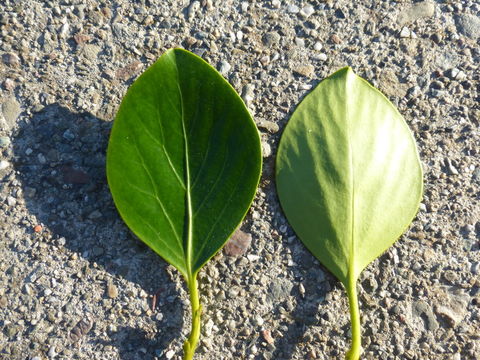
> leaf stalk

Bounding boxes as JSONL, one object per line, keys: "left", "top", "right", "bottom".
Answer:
{"left": 183, "top": 273, "right": 202, "bottom": 360}
{"left": 345, "top": 276, "right": 362, "bottom": 360}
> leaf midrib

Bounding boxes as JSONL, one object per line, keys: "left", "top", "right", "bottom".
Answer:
{"left": 345, "top": 69, "right": 356, "bottom": 286}
{"left": 170, "top": 54, "right": 194, "bottom": 279}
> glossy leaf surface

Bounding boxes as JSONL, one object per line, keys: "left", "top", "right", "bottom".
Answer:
{"left": 107, "top": 48, "right": 262, "bottom": 279}
{"left": 276, "top": 67, "right": 422, "bottom": 359}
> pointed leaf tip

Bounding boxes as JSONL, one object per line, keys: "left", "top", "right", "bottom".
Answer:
{"left": 276, "top": 67, "right": 422, "bottom": 282}
{"left": 107, "top": 49, "right": 262, "bottom": 276}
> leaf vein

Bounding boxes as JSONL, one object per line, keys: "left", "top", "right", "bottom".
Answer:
{"left": 193, "top": 148, "right": 229, "bottom": 217}
{"left": 131, "top": 138, "right": 184, "bottom": 251}
{"left": 192, "top": 162, "right": 247, "bottom": 266}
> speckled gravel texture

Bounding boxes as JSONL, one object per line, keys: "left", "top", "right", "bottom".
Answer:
{"left": 0, "top": 0, "right": 479, "bottom": 359}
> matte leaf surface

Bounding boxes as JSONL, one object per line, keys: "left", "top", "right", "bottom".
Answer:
{"left": 276, "top": 67, "right": 422, "bottom": 359}
{"left": 107, "top": 48, "right": 261, "bottom": 278}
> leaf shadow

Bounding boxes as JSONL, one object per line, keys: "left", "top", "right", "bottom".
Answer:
{"left": 94, "top": 324, "right": 181, "bottom": 360}
{"left": 267, "top": 263, "right": 335, "bottom": 360}
{"left": 12, "top": 103, "right": 184, "bottom": 357}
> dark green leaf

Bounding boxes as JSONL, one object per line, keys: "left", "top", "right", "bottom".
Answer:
{"left": 107, "top": 48, "right": 262, "bottom": 279}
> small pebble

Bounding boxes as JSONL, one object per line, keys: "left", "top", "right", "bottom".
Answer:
{"left": 37, "top": 153, "right": 46, "bottom": 164}
{"left": 247, "top": 254, "right": 260, "bottom": 262}
{"left": 471, "top": 262, "right": 480, "bottom": 275}
{"left": 330, "top": 34, "right": 342, "bottom": 44}
{"left": 262, "top": 31, "right": 281, "bottom": 46}
{"left": 7, "top": 196, "right": 16, "bottom": 207}
{"left": 261, "top": 329, "right": 274, "bottom": 344}
{"left": 48, "top": 346, "right": 57, "bottom": 358}
{"left": 253, "top": 315, "right": 264, "bottom": 326}
{"left": 2, "top": 78, "right": 15, "bottom": 91}
{"left": 0, "top": 137, "right": 10, "bottom": 148}
{"left": 2, "top": 53, "right": 20, "bottom": 67}
{"left": 165, "top": 350, "right": 175, "bottom": 359}
{"left": 107, "top": 283, "right": 118, "bottom": 299}
{"left": 187, "top": 1, "right": 200, "bottom": 21}
{"left": 287, "top": 5, "right": 300, "bottom": 13}
{"left": 299, "top": 283, "right": 305, "bottom": 296}
{"left": 224, "top": 229, "right": 252, "bottom": 256}
{"left": 400, "top": 27, "right": 417, "bottom": 38}
{"left": 317, "top": 53, "right": 328, "bottom": 61}
{"left": 219, "top": 60, "right": 231, "bottom": 75}
{"left": 0, "top": 160, "right": 10, "bottom": 170}
{"left": 299, "top": 5, "right": 315, "bottom": 18}
{"left": 293, "top": 64, "right": 315, "bottom": 77}
{"left": 257, "top": 119, "right": 279, "bottom": 133}
{"left": 262, "top": 141, "right": 272, "bottom": 158}
{"left": 295, "top": 37, "right": 305, "bottom": 47}
{"left": 242, "top": 84, "right": 255, "bottom": 107}
{"left": 58, "top": 22, "right": 70, "bottom": 38}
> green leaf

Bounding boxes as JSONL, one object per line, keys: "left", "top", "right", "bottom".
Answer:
{"left": 106, "top": 48, "right": 262, "bottom": 359}
{"left": 276, "top": 67, "right": 422, "bottom": 359}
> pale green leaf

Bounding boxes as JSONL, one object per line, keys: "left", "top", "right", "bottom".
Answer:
{"left": 276, "top": 67, "right": 422, "bottom": 359}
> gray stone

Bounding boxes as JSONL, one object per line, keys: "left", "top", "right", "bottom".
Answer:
{"left": 242, "top": 84, "right": 255, "bottom": 108}
{"left": 48, "top": 346, "right": 56, "bottom": 358}
{"left": 0, "top": 136, "right": 10, "bottom": 148}
{"left": 473, "top": 168, "right": 480, "bottom": 184}
{"left": 299, "top": 5, "right": 314, "bottom": 18}
{"left": 295, "top": 37, "right": 305, "bottom": 47}
{"left": 262, "top": 141, "right": 272, "bottom": 158}
{"left": 433, "top": 287, "right": 469, "bottom": 328}
{"left": 6, "top": 196, "right": 16, "bottom": 207}
{"left": 399, "top": 26, "right": 416, "bottom": 38}
{"left": 412, "top": 300, "right": 439, "bottom": 331}
{"left": 2, "top": 78, "right": 15, "bottom": 91}
{"left": 253, "top": 315, "right": 264, "bottom": 326}
{"left": 0, "top": 160, "right": 10, "bottom": 170}
{"left": 187, "top": 1, "right": 200, "bottom": 21}
{"left": 1, "top": 97, "right": 21, "bottom": 130}
{"left": 262, "top": 31, "right": 281, "bottom": 46}
{"left": 88, "top": 210, "right": 102, "bottom": 220}
{"left": 455, "top": 14, "right": 480, "bottom": 39}
{"left": 257, "top": 119, "right": 279, "bottom": 133}
{"left": 267, "top": 278, "right": 293, "bottom": 303}
{"left": 471, "top": 262, "right": 480, "bottom": 275}
{"left": 293, "top": 64, "right": 315, "bottom": 77}
{"left": 2, "top": 53, "right": 20, "bottom": 67}
{"left": 58, "top": 22, "right": 70, "bottom": 38}
{"left": 81, "top": 44, "right": 101, "bottom": 60}
{"left": 397, "top": 1, "right": 435, "bottom": 26}
{"left": 219, "top": 60, "right": 231, "bottom": 75}
{"left": 287, "top": 5, "right": 299, "bottom": 13}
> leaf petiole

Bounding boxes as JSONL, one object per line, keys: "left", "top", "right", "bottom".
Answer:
{"left": 345, "top": 275, "right": 362, "bottom": 360}
{"left": 183, "top": 273, "right": 202, "bottom": 360}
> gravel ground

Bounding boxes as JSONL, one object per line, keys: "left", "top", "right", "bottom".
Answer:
{"left": 0, "top": 0, "right": 479, "bottom": 359}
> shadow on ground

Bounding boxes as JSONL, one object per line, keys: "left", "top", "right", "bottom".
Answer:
{"left": 12, "top": 103, "right": 183, "bottom": 358}
{"left": 268, "top": 269, "right": 334, "bottom": 360}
